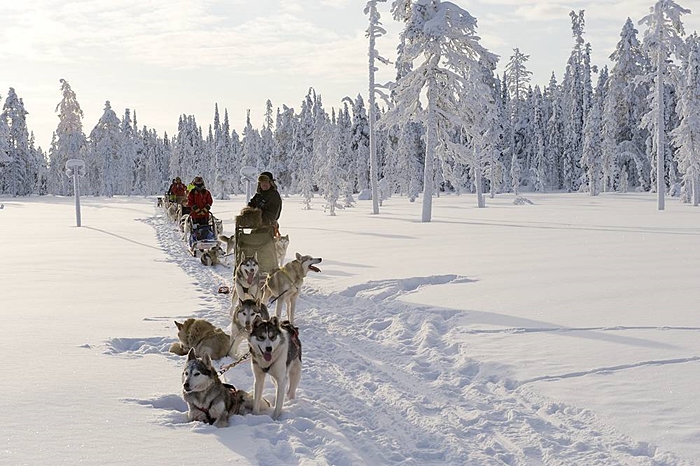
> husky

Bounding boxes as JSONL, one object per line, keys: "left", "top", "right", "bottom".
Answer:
{"left": 182, "top": 348, "right": 258, "bottom": 427}
{"left": 233, "top": 254, "right": 263, "bottom": 302}
{"left": 169, "top": 318, "right": 232, "bottom": 361}
{"left": 262, "top": 253, "right": 322, "bottom": 325}
{"left": 200, "top": 244, "right": 225, "bottom": 267}
{"left": 218, "top": 234, "right": 236, "bottom": 256}
{"left": 249, "top": 317, "right": 302, "bottom": 420}
{"left": 274, "top": 234, "right": 290, "bottom": 267}
{"left": 229, "top": 298, "right": 270, "bottom": 357}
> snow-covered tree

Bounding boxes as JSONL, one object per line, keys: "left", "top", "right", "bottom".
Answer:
{"left": 602, "top": 18, "right": 650, "bottom": 192}
{"left": 560, "top": 10, "right": 589, "bottom": 192}
{"left": 0, "top": 88, "right": 32, "bottom": 195}
{"left": 118, "top": 109, "right": 137, "bottom": 195}
{"left": 505, "top": 48, "right": 532, "bottom": 194}
{"left": 671, "top": 33, "right": 700, "bottom": 205}
{"left": 365, "top": 0, "right": 391, "bottom": 214}
{"left": 46, "top": 80, "right": 87, "bottom": 196}
{"left": 388, "top": 0, "right": 498, "bottom": 221}
{"left": 87, "top": 101, "right": 121, "bottom": 196}
{"left": 639, "top": 0, "right": 691, "bottom": 210}
{"left": 582, "top": 68, "right": 606, "bottom": 195}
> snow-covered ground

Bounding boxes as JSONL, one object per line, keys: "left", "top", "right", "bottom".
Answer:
{"left": 1, "top": 192, "right": 699, "bottom": 465}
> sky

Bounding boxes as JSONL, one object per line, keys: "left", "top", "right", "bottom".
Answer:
{"left": 1, "top": 191, "right": 699, "bottom": 465}
{"left": 1, "top": 0, "right": 700, "bottom": 151}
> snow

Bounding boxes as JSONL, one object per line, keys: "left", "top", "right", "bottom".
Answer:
{"left": 1, "top": 192, "right": 699, "bottom": 465}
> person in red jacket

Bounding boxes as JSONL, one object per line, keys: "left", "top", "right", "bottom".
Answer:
{"left": 168, "top": 177, "right": 187, "bottom": 204}
{"left": 187, "top": 176, "right": 213, "bottom": 225}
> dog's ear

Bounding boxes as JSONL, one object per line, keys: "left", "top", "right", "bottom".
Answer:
{"left": 252, "top": 315, "right": 263, "bottom": 327}
{"left": 187, "top": 348, "right": 197, "bottom": 360}
{"left": 295, "top": 252, "right": 301, "bottom": 260}
{"left": 270, "top": 316, "right": 279, "bottom": 327}
{"left": 175, "top": 321, "right": 183, "bottom": 330}
{"left": 202, "top": 353, "right": 213, "bottom": 368}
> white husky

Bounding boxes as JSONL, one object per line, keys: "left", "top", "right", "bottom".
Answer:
{"left": 249, "top": 317, "right": 302, "bottom": 420}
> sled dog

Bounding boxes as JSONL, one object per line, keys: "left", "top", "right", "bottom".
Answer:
{"left": 249, "top": 317, "right": 302, "bottom": 420}
{"left": 218, "top": 234, "right": 236, "bottom": 256}
{"left": 262, "top": 253, "right": 322, "bottom": 325}
{"left": 182, "top": 348, "right": 258, "bottom": 427}
{"left": 201, "top": 244, "right": 225, "bottom": 267}
{"left": 170, "top": 318, "right": 231, "bottom": 361}
{"left": 229, "top": 298, "right": 270, "bottom": 357}
{"left": 233, "top": 254, "right": 263, "bottom": 302}
{"left": 274, "top": 234, "right": 290, "bottom": 267}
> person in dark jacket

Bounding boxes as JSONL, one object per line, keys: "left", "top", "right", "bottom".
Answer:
{"left": 187, "top": 176, "right": 213, "bottom": 225}
{"left": 248, "top": 171, "right": 282, "bottom": 234}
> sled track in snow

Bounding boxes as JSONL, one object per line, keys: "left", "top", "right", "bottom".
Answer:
{"left": 145, "top": 211, "right": 690, "bottom": 466}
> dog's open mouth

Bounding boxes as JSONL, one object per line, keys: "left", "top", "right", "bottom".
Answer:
{"left": 246, "top": 271, "right": 255, "bottom": 285}
{"left": 309, "top": 265, "right": 321, "bottom": 272}
{"left": 263, "top": 351, "right": 272, "bottom": 362}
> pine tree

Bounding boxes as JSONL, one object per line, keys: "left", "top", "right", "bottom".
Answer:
{"left": 46, "top": 80, "right": 87, "bottom": 196}
{"left": 0, "top": 88, "right": 32, "bottom": 195}
{"left": 582, "top": 68, "right": 606, "bottom": 195}
{"left": 602, "top": 18, "right": 650, "bottom": 192}
{"left": 365, "top": 0, "right": 391, "bottom": 214}
{"left": 505, "top": 48, "right": 532, "bottom": 194}
{"left": 671, "top": 33, "right": 700, "bottom": 205}
{"left": 87, "top": 101, "right": 121, "bottom": 196}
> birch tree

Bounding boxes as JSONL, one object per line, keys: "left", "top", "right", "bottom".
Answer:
{"left": 388, "top": 0, "right": 498, "bottom": 221}
{"left": 639, "top": 0, "right": 691, "bottom": 210}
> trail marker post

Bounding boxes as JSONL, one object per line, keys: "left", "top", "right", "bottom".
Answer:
{"left": 65, "top": 159, "right": 86, "bottom": 227}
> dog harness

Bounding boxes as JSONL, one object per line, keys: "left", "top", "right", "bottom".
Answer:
{"left": 193, "top": 383, "right": 241, "bottom": 425}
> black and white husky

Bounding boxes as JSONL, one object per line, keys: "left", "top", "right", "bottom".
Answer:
{"left": 181, "top": 348, "right": 256, "bottom": 427}
{"left": 229, "top": 298, "right": 270, "bottom": 358}
{"left": 249, "top": 317, "right": 302, "bottom": 420}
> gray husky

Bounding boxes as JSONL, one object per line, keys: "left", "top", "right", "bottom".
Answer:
{"left": 249, "top": 317, "right": 302, "bottom": 420}
{"left": 181, "top": 348, "right": 257, "bottom": 427}
{"left": 262, "top": 253, "right": 322, "bottom": 325}
{"left": 229, "top": 298, "right": 270, "bottom": 357}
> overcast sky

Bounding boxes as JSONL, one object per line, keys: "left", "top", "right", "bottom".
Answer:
{"left": 1, "top": 0, "right": 699, "bottom": 150}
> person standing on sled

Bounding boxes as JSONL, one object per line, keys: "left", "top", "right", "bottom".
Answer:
{"left": 248, "top": 171, "right": 282, "bottom": 236}
{"left": 168, "top": 177, "right": 187, "bottom": 204}
{"left": 187, "top": 176, "right": 213, "bottom": 226}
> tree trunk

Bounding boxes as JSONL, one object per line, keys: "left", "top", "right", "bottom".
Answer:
{"left": 655, "top": 10, "right": 666, "bottom": 211}
{"left": 474, "top": 145, "right": 485, "bottom": 208}
{"left": 422, "top": 86, "right": 437, "bottom": 223}
{"left": 368, "top": 13, "right": 380, "bottom": 215}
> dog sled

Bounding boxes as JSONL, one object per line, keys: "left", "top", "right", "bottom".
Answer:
{"left": 234, "top": 220, "right": 278, "bottom": 275}
{"left": 186, "top": 213, "right": 223, "bottom": 256}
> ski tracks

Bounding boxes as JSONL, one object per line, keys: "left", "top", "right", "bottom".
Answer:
{"left": 298, "top": 281, "right": 690, "bottom": 465}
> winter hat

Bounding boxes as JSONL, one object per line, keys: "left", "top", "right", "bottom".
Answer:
{"left": 258, "top": 172, "right": 274, "bottom": 182}
{"left": 192, "top": 176, "right": 204, "bottom": 186}
{"left": 175, "top": 177, "right": 181, "bottom": 182}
